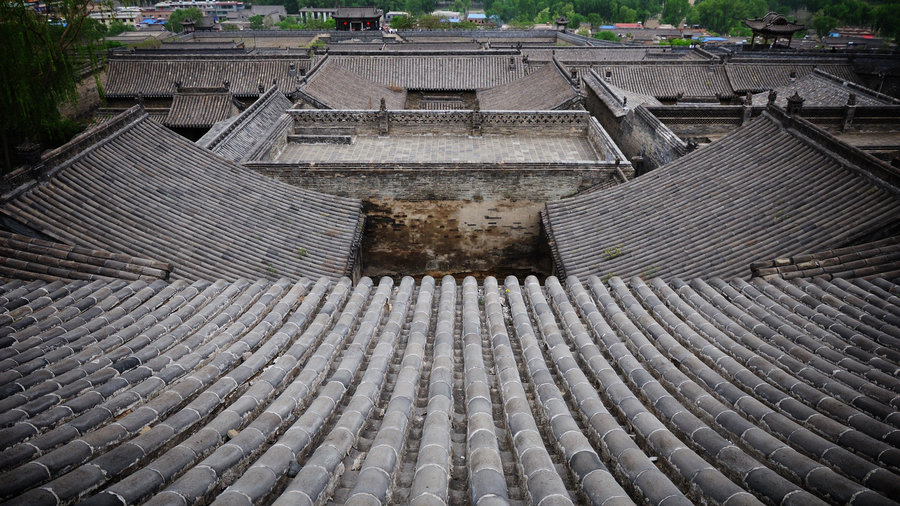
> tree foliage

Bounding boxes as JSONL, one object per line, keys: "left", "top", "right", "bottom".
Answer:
{"left": 268, "top": 0, "right": 900, "bottom": 38}
{"left": 0, "top": 0, "right": 102, "bottom": 165}
{"left": 164, "top": 7, "right": 203, "bottom": 33}
{"left": 275, "top": 16, "right": 335, "bottom": 29}
{"left": 661, "top": 0, "right": 691, "bottom": 25}
{"left": 389, "top": 15, "right": 415, "bottom": 29}
{"left": 593, "top": 29, "right": 618, "bottom": 39}
{"left": 811, "top": 13, "right": 838, "bottom": 36}
{"left": 107, "top": 20, "right": 136, "bottom": 37}
{"left": 249, "top": 14, "right": 265, "bottom": 29}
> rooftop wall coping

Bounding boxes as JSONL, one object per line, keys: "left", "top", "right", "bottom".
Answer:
{"left": 764, "top": 106, "right": 900, "bottom": 194}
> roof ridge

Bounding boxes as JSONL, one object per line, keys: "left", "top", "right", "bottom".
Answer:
{"left": 199, "top": 85, "right": 285, "bottom": 150}
{"left": 763, "top": 106, "right": 900, "bottom": 194}
{"left": 811, "top": 68, "right": 900, "bottom": 104}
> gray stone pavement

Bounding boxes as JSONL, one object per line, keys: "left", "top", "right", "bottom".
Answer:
{"left": 276, "top": 134, "right": 599, "bottom": 163}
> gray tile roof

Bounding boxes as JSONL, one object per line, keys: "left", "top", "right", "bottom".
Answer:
{"left": 725, "top": 63, "right": 860, "bottom": 93}
{"left": 522, "top": 46, "right": 712, "bottom": 63}
{"left": 593, "top": 63, "right": 734, "bottom": 100}
{"left": 582, "top": 68, "right": 662, "bottom": 115}
{"left": 0, "top": 272, "right": 897, "bottom": 505}
{"left": 328, "top": 54, "right": 528, "bottom": 90}
{"left": 1, "top": 107, "right": 364, "bottom": 282}
{"left": 105, "top": 54, "right": 312, "bottom": 98}
{"left": 298, "top": 57, "right": 408, "bottom": 110}
{"left": 0, "top": 230, "right": 170, "bottom": 282}
{"left": 543, "top": 110, "right": 900, "bottom": 280}
{"left": 750, "top": 69, "right": 899, "bottom": 107}
{"left": 752, "top": 236, "right": 900, "bottom": 280}
{"left": 196, "top": 86, "right": 294, "bottom": 162}
{"left": 476, "top": 60, "right": 580, "bottom": 110}
{"left": 163, "top": 88, "right": 241, "bottom": 129}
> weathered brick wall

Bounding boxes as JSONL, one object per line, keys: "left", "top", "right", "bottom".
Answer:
{"left": 247, "top": 165, "right": 624, "bottom": 277}
{"left": 252, "top": 109, "right": 631, "bottom": 276}
{"left": 249, "top": 165, "right": 622, "bottom": 200}
{"left": 362, "top": 199, "right": 552, "bottom": 278}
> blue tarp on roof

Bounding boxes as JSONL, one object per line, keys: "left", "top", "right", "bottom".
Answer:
{"left": 700, "top": 36, "right": 728, "bottom": 41}
{"left": 468, "top": 13, "right": 486, "bottom": 19}
{"left": 599, "top": 25, "right": 616, "bottom": 30}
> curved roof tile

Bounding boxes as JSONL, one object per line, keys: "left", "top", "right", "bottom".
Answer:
{"left": 328, "top": 54, "right": 528, "bottom": 90}
{"left": 0, "top": 273, "right": 896, "bottom": 505}
{"left": 105, "top": 55, "right": 312, "bottom": 98}
{"left": 476, "top": 61, "right": 580, "bottom": 110}
{"left": 594, "top": 64, "right": 733, "bottom": 100}
{"left": 543, "top": 111, "right": 900, "bottom": 280}
{"left": 196, "top": 86, "right": 294, "bottom": 162}
{"left": 0, "top": 230, "right": 170, "bottom": 282}
{"left": 299, "top": 57, "right": 408, "bottom": 110}
{"left": 1, "top": 108, "right": 364, "bottom": 282}
{"left": 752, "top": 236, "right": 900, "bottom": 280}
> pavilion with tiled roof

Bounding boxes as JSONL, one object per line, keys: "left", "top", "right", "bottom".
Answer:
{"left": 744, "top": 12, "right": 805, "bottom": 49}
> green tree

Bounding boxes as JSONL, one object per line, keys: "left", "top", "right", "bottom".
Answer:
{"left": 690, "top": 0, "right": 746, "bottom": 35}
{"left": 661, "top": 0, "right": 690, "bottom": 26}
{"left": 811, "top": 13, "right": 838, "bottom": 38}
{"left": 106, "top": 20, "right": 135, "bottom": 37}
{"left": 619, "top": 5, "right": 638, "bottom": 22}
{"left": 390, "top": 15, "right": 415, "bottom": 29}
{"left": 509, "top": 16, "right": 536, "bottom": 28}
{"left": 249, "top": 14, "right": 265, "bottom": 29}
{"left": 0, "top": 0, "right": 103, "bottom": 170}
{"left": 417, "top": 14, "right": 444, "bottom": 28}
{"left": 453, "top": 0, "right": 472, "bottom": 15}
{"left": 873, "top": 3, "right": 900, "bottom": 41}
{"left": 593, "top": 29, "right": 618, "bottom": 40}
{"left": 164, "top": 7, "right": 203, "bottom": 33}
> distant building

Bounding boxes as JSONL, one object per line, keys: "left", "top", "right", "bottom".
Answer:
{"left": 153, "top": 1, "right": 244, "bottom": 19}
{"left": 88, "top": 6, "right": 142, "bottom": 26}
{"left": 334, "top": 6, "right": 383, "bottom": 31}
{"left": 181, "top": 15, "right": 217, "bottom": 33}
{"left": 298, "top": 7, "right": 336, "bottom": 23}
{"left": 466, "top": 12, "right": 490, "bottom": 25}
{"left": 227, "top": 5, "right": 286, "bottom": 25}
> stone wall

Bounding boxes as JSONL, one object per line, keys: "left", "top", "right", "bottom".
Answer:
{"left": 286, "top": 109, "right": 615, "bottom": 152}
{"left": 245, "top": 108, "right": 630, "bottom": 277}
{"left": 246, "top": 163, "right": 626, "bottom": 278}
{"left": 647, "top": 105, "right": 748, "bottom": 143}
{"left": 362, "top": 199, "right": 552, "bottom": 278}
{"left": 583, "top": 72, "right": 690, "bottom": 174}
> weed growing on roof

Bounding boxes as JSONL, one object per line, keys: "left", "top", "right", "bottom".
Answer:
{"left": 601, "top": 272, "right": 615, "bottom": 283}
{"left": 297, "top": 247, "right": 308, "bottom": 259}
{"left": 602, "top": 243, "right": 625, "bottom": 260}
